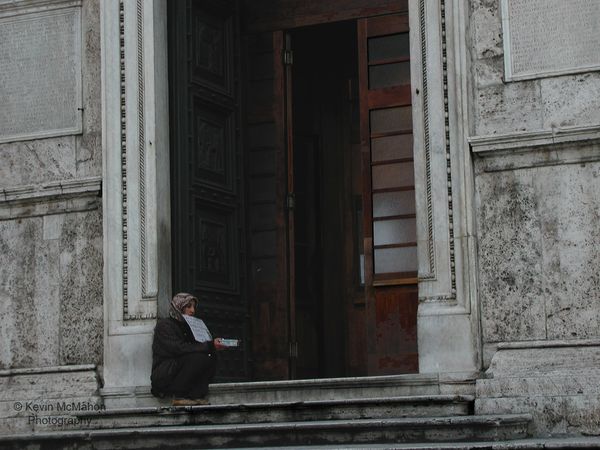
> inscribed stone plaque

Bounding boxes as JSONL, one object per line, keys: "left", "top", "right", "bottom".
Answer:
{"left": 0, "top": 8, "right": 82, "bottom": 143}
{"left": 501, "top": 0, "right": 600, "bottom": 81}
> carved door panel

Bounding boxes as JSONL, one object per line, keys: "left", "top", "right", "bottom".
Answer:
{"left": 357, "top": 14, "right": 419, "bottom": 375}
{"left": 169, "top": 0, "right": 247, "bottom": 381}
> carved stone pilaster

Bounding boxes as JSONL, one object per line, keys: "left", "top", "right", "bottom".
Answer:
{"left": 101, "top": 0, "right": 170, "bottom": 400}
{"left": 410, "top": 0, "right": 479, "bottom": 373}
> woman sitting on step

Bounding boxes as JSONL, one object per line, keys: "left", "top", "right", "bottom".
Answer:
{"left": 151, "top": 292, "right": 226, "bottom": 406}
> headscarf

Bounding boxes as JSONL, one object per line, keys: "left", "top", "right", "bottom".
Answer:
{"left": 169, "top": 292, "right": 197, "bottom": 321}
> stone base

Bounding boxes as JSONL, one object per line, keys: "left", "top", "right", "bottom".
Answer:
{"left": 475, "top": 339, "right": 600, "bottom": 436}
{"left": 0, "top": 365, "right": 102, "bottom": 434}
{"left": 100, "top": 385, "right": 169, "bottom": 409}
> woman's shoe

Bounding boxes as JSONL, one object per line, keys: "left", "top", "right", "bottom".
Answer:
{"left": 171, "top": 397, "right": 198, "bottom": 406}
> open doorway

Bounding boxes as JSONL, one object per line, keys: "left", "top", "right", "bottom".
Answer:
{"left": 289, "top": 21, "right": 364, "bottom": 379}
{"left": 169, "top": 0, "right": 418, "bottom": 382}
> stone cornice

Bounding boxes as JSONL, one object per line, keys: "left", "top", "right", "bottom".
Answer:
{"left": 469, "top": 124, "right": 600, "bottom": 155}
{"left": 0, "top": 176, "right": 101, "bottom": 219}
{"left": 497, "top": 339, "right": 600, "bottom": 351}
{"left": 0, "top": 364, "right": 96, "bottom": 377}
{"left": 0, "top": 176, "right": 101, "bottom": 203}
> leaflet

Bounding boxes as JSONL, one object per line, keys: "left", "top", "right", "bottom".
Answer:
{"left": 182, "top": 315, "right": 213, "bottom": 343}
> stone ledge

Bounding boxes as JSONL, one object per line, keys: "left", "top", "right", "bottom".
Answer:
{"left": 497, "top": 339, "right": 600, "bottom": 350}
{"left": 0, "top": 364, "right": 96, "bottom": 377}
{"left": 469, "top": 125, "right": 600, "bottom": 154}
{"left": 0, "top": 177, "right": 101, "bottom": 220}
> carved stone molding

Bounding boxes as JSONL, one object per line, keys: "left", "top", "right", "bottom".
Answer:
{"left": 0, "top": 177, "right": 101, "bottom": 220}
{"left": 114, "top": 0, "right": 157, "bottom": 322}
{"left": 102, "top": 0, "right": 172, "bottom": 331}
{"left": 470, "top": 124, "right": 600, "bottom": 154}
{"left": 101, "top": 0, "right": 171, "bottom": 393}
{"left": 411, "top": 0, "right": 479, "bottom": 372}
{"left": 412, "top": 0, "right": 463, "bottom": 306}
{"left": 417, "top": 0, "right": 436, "bottom": 281}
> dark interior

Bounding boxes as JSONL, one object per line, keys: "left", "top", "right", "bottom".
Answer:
{"left": 290, "top": 21, "right": 363, "bottom": 378}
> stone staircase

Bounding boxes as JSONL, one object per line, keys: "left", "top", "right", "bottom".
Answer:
{"left": 0, "top": 374, "right": 537, "bottom": 449}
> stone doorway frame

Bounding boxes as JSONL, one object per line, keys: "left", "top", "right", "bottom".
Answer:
{"left": 100, "top": 0, "right": 479, "bottom": 406}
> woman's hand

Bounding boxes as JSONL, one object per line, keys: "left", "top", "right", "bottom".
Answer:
{"left": 213, "top": 338, "right": 226, "bottom": 351}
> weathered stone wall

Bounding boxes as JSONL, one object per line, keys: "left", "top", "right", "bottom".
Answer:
{"left": 476, "top": 152, "right": 600, "bottom": 346}
{"left": 0, "top": 0, "right": 103, "bottom": 370}
{"left": 470, "top": 0, "right": 600, "bottom": 360}
{"left": 470, "top": 0, "right": 600, "bottom": 135}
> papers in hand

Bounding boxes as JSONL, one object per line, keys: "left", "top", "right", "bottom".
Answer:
{"left": 182, "top": 315, "right": 213, "bottom": 343}
{"left": 220, "top": 338, "right": 240, "bottom": 348}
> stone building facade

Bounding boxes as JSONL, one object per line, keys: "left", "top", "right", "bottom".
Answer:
{"left": 1, "top": 0, "right": 599, "bottom": 439}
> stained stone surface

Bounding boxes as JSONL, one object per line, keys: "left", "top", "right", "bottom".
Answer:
{"left": 0, "top": 0, "right": 102, "bottom": 370}
{"left": 472, "top": 56, "right": 504, "bottom": 89}
{"left": 0, "top": 0, "right": 101, "bottom": 188}
{"left": 476, "top": 158, "right": 600, "bottom": 345}
{"left": 476, "top": 344, "right": 600, "bottom": 436}
{"left": 542, "top": 73, "right": 600, "bottom": 129}
{"left": 0, "top": 217, "right": 60, "bottom": 368}
{"left": 473, "top": 82, "right": 544, "bottom": 135}
{"left": 537, "top": 163, "right": 600, "bottom": 340}
{"left": 470, "top": 0, "right": 503, "bottom": 60}
{"left": 476, "top": 169, "right": 546, "bottom": 343}
{"left": 0, "top": 209, "right": 103, "bottom": 369}
{"left": 0, "top": 136, "right": 78, "bottom": 187}
{"left": 469, "top": 0, "right": 600, "bottom": 136}
{"left": 78, "top": 0, "right": 102, "bottom": 179}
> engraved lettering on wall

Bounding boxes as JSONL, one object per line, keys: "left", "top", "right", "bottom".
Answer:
{"left": 502, "top": 0, "right": 600, "bottom": 80}
{"left": 0, "top": 8, "right": 82, "bottom": 143}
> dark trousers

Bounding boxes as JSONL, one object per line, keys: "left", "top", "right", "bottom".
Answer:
{"left": 169, "top": 352, "right": 216, "bottom": 399}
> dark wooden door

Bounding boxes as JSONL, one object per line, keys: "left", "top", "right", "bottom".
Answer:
{"left": 357, "top": 14, "right": 419, "bottom": 375}
{"left": 244, "top": 31, "right": 291, "bottom": 380}
{"left": 169, "top": 0, "right": 248, "bottom": 382}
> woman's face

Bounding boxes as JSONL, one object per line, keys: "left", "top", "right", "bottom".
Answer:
{"left": 183, "top": 302, "right": 196, "bottom": 316}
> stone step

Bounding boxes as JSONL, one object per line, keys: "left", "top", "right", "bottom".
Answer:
{"left": 103, "top": 373, "right": 478, "bottom": 409}
{"left": 200, "top": 436, "right": 600, "bottom": 449}
{"left": 76, "top": 395, "right": 474, "bottom": 430}
{"left": 207, "top": 373, "right": 444, "bottom": 405}
{"left": 0, "top": 414, "right": 531, "bottom": 449}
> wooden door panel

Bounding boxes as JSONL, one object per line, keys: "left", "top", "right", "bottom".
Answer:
{"left": 191, "top": 97, "right": 236, "bottom": 190}
{"left": 370, "top": 285, "right": 418, "bottom": 373}
{"left": 169, "top": 0, "right": 247, "bottom": 382}
{"left": 358, "top": 13, "right": 418, "bottom": 375}
{"left": 189, "top": 0, "right": 237, "bottom": 97}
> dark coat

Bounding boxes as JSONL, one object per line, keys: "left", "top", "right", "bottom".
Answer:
{"left": 151, "top": 317, "right": 214, "bottom": 392}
